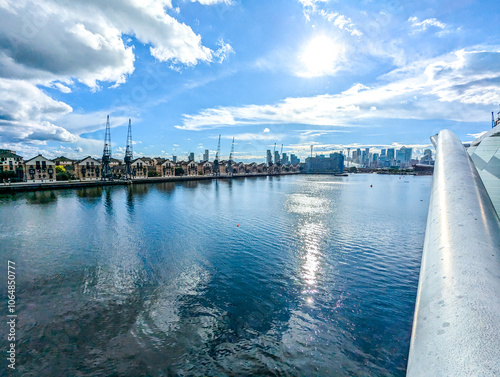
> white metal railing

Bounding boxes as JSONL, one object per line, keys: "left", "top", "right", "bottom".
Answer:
{"left": 407, "top": 129, "right": 500, "bottom": 375}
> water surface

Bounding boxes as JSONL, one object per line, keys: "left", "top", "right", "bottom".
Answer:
{"left": 0, "top": 174, "right": 432, "bottom": 376}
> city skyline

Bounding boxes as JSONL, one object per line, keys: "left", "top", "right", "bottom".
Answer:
{"left": 0, "top": 0, "right": 499, "bottom": 162}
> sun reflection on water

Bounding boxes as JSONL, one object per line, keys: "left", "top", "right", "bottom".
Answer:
{"left": 298, "top": 222, "right": 326, "bottom": 304}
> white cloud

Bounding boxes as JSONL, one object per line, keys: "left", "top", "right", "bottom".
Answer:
{"left": 52, "top": 82, "right": 72, "bottom": 93}
{"left": 177, "top": 49, "right": 500, "bottom": 131}
{"left": 193, "top": 0, "right": 232, "bottom": 4}
{"left": 220, "top": 133, "right": 284, "bottom": 141}
{"left": 263, "top": 128, "right": 270, "bottom": 133}
{"left": 0, "top": 79, "right": 77, "bottom": 144}
{"left": 408, "top": 17, "right": 446, "bottom": 33}
{"left": 0, "top": 0, "right": 228, "bottom": 149}
{"left": 467, "top": 131, "right": 488, "bottom": 139}
{"left": 213, "top": 39, "right": 234, "bottom": 63}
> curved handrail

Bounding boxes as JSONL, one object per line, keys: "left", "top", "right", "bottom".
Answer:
{"left": 407, "top": 129, "right": 500, "bottom": 376}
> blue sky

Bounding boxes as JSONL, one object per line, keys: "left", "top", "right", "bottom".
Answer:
{"left": 0, "top": 0, "right": 499, "bottom": 162}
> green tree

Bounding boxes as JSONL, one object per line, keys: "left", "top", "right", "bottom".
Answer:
{"left": 55, "top": 165, "right": 66, "bottom": 174}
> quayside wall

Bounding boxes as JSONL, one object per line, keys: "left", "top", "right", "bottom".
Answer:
{"left": 0, "top": 172, "right": 299, "bottom": 193}
{"left": 407, "top": 130, "right": 500, "bottom": 376}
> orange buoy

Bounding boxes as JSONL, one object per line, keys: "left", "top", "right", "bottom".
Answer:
{"left": 237, "top": 224, "right": 239, "bottom": 227}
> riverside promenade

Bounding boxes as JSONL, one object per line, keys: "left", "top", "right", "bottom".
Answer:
{"left": 0, "top": 172, "right": 300, "bottom": 193}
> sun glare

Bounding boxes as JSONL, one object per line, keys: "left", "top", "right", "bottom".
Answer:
{"left": 299, "top": 35, "right": 344, "bottom": 77}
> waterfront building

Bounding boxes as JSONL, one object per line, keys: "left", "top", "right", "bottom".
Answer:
{"left": 203, "top": 150, "right": 209, "bottom": 162}
{"left": 219, "top": 160, "right": 228, "bottom": 174}
{"left": 24, "top": 155, "right": 56, "bottom": 182}
{"left": 158, "top": 159, "right": 175, "bottom": 176}
{"left": 198, "top": 161, "right": 213, "bottom": 175}
{"left": 257, "top": 163, "right": 267, "bottom": 173}
{"left": 247, "top": 162, "right": 258, "bottom": 173}
{"left": 281, "top": 153, "right": 289, "bottom": 165}
{"left": 52, "top": 156, "right": 75, "bottom": 167}
{"left": 0, "top": 149, "right": 24, "bottom": 179}
{"left": 232, "top": 162, "right": 244, "bottom": 174}
{"left": 131, "top": 158, "right": 147, "bottom": 178}
{"left": 290, "top": 154, "right": 299, "bottom": 165}
{"left": 181, "top": 160, "right": 197, "bottom": 176}
{"left": 141, "top": 157, "right": 158, "bottom": 173}
{"left": 154, "top": 158, "right": 166, "bottom": 167}
{"left": 73, "top": 157, "right": 101, "bottom": 180}
{"left": 306, "top": 152, "right": 344, "bottom": 173}
{"left": 109, "top": 157, "right": 122, "bottom": 167}
{"left": 188, "top": 152, "right": 195, "bottom": 162}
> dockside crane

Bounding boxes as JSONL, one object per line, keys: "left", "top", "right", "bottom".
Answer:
{"left": 102, "top": 115, "right": 113, "bottom": 180}
{"left": 227, "top": 137, "right": 235, "bottom": 175}
{"left": 124, "top": 119, "right": 133, "bottom": 179}
{"left": 213, "top": 134, "right": 221, "bottom": 177}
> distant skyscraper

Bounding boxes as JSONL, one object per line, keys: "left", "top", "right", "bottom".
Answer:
{"left": 381, "top": 149, "right": 386, "bottom": 156}
{"left": 404, "top": 147, "right": 412, "bottom": 162}
{"left": 203, "top": 149, "right": 209, "bottom": 161}
{"left": 173, "top": 155, "right": 177, "bottom": 163}
{"left": 396, "top": 148, "right": 406, "bottom": 164}
{"left": 420, "top": 149, "right": 433, "bottom": 165}
{"left": 188, "top": 152, "right": 195, "bottom": 162}
{"left": 274, "top": 151, "right": 280, "bottom": 164}
{"left": 290, "top": 154, "right": 299, "bottom": 165}
{"left": 266, "top": 150, "right": 273, "bottom": 165}
{"left": 387, "top": 148, "right": 395, "bottom": 160}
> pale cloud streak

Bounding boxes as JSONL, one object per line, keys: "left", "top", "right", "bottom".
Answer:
{"left": 219, "top": 132, "right": 285, "bottom": 141}
{"left": 408, "top": 17, "right": 447, "bottom": 34}
{"left": 178, "top": 49, "right": 500, "bottom": 131}
{"left": 193, "top": 0, "right": 232, "bottom": 4}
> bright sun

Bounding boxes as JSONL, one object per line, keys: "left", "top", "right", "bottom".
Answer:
{"left": 299, "top": 35, "right": 344, "bottom": 77}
